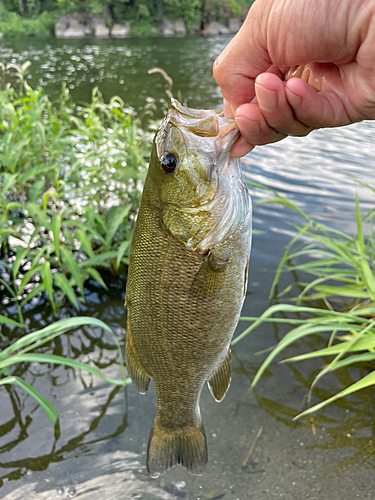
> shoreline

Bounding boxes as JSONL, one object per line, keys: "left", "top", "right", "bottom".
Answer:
{"left": 0, "top": 13, "right": 245, "bottom": 40}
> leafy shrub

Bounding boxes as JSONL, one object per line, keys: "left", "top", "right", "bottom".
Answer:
{"left": 0, "top": 4, "right": 55, "bottom": 37}
{"left": 0, "top": 64, "right": 150, "bottom": 325}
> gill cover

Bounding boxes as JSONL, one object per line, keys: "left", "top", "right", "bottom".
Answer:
{"left": 155, "top": 99, "right": 251, "bottom": 253}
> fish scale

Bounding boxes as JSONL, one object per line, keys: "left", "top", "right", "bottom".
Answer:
{"left": 125, "top": 99, "right": 252, "bottom": 477}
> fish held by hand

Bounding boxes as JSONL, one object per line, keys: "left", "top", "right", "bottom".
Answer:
{"left": 125, "top": 99, "right": 252, "bottom": 477}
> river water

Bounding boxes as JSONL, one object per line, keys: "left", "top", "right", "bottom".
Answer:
{"left": 1, "top": 36, "right": 375, "bottom": 500}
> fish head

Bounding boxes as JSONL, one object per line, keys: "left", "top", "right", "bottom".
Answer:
{"left": 149, "top": 99, "right": 250, "bottom": 252}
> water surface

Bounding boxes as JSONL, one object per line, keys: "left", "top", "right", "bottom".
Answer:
{"left": 1, "top": 36, "right": 375, "bottom": 500}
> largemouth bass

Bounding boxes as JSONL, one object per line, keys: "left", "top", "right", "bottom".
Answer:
{"left": 125, "top": 99, "right": 252, "bottom": 477}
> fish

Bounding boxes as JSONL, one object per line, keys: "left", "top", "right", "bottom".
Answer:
{"left": 125, "top": 98, "right": 252, "bottom": 477}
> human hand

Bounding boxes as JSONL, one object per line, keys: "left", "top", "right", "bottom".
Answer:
{"left": 213, "top": 0, "right": 375, "bottom": 157}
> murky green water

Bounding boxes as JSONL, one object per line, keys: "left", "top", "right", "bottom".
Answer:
{"left": 1, "top": 36, "right": 375, "bottom": 500}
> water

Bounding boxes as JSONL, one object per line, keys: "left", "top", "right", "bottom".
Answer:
{"left": 1, "top": 36, "right": 375, "bottom": 499}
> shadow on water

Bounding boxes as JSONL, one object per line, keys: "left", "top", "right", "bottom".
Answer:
{"left": 0, "top": 385, "right": 127, "bottom": 485}
{"left": 0, "top": 278, "right": 129, "bottom": 487}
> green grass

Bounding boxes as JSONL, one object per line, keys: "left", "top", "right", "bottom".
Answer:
{"left": 237, "top": 187, "right": 375, "bottom": 418}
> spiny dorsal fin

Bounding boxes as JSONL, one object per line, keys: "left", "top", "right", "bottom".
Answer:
{"left": 207, "top": 349, "right": 231, "bottom": 402}
{"left": 125, "top": 329, "right": 151, "bottom": 394}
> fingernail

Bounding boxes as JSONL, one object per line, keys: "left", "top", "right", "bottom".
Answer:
{"left": 255, "top": 82, "right": 277, "bottom": 113}
{"left": 236, "top": 115, "right": 261, "bottom": 136}
{"left": 285, "top": 87, "right": 302, "bottom": 107}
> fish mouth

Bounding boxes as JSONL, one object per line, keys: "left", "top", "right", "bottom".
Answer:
{"left": 169, "top": 98, "right": 239, "bottom": 152}
{"left": 165, "top": 100, "right": 249, "bottom": 252}
{"left": 157, "top": 99, "right": 250, "bottom": 253}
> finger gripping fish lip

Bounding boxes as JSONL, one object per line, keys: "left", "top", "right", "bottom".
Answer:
{"left": 165, "top": 97, "right": 240, "bottom": 152}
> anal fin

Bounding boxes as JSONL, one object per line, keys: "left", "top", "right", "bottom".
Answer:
{"left": 125, "top": 329, "right": 151, "bottom": 394}
{"left": 207, "top": 349, "right": 231, "bottom": 402}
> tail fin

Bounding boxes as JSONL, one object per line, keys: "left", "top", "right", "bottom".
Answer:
{"left": 147, "top": 418, "right": 207, "bottom": 477}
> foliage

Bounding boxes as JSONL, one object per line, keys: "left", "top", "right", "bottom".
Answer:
{"left": 0, "top": 5, "right": 55, "bottom": 36}
{"left": 237, "top": 189, "right": 375, "bottom": 418}
{"left": 0, "top": 316, "right": 129, "bottom": 423}
{"left": 0, "top": 0, "right": 254, "bottom": 36}
{"left": 0, "top": 64, "right": 149, "bottom": 325}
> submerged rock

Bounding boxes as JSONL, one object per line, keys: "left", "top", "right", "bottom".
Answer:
{"left": 202, "top": 21, "right": 230, "bottom": 36}
{"left": 174, "top": 18, "right": 186, "bottom": 35}
{"left": 111, "top": 22, "right": 130, "bottom": 38}
{"left": 228, "top": 17, "right": 242, "bottom": 33}
{"left": 95, "top": 23, "right": 110, "bottom": 38}
{"left": 55, "top": 15, "right": 90, "bottom": 38}
{"left": 157, "top": 18, "right": 175, "bottom": 36}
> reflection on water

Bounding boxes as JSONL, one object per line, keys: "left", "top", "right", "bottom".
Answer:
{"left": 0, "top": 37, "right": 227, "bottom": 112}
{"left": 0, "top": 36, "right": 375, "bottom": 500}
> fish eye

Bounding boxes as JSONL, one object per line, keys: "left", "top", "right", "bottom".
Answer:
{"left": 160, "top": 152, "right": 178, "bottom": 174}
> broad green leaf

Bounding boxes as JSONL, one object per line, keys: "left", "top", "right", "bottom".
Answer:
{"left": 116, "top": 240, "right": 130, "bottom": 268}
{"left": 295, "top": 369, "right": 375, "bottom": 420}
{"left": 86, "top": 267, "right": 108, "bottom": 290}
{"left": 257, "top": 196, "right": 310, "bottom": 221}
{"left": 60, "top": 247, "right": 84, "bottom": 296}
{"left": 63, "top": 228, "right": 74, "bottom": 245}
{"left": 2, "top": 172, "right": 18, "bottom": 195}
{"left": 320, "top": 353, "right": 375, "bottom": 372}
{"left": 12, "top": 247, "right": 29, "bottom": 280}
{"left": 19, "top": 164, "right": 57, "bottom": 184}
{"left": 355, "top": 194, "right": 364, "bottom": 254}
{"left": 19, "top": 265, "right": 42, "bottom": 294}
{"left": 28, "top": 180, "right": 45, "bottom": 203}
{"left": 283, "top": 334, "right": 375, "bottom": 362}
{"left": 54, "top": 273, "right": 79, "bottom": 309}
{"left": 0, "top": 376, "right": 58, "bottom": 423}
{"left": 76, "top": 229, "right": 94, "bottom": 258}
{"left": 41, "top": 261, "right": 54, "bottom": 309}
{"left": 34, "top": 121, "right": 45, "bottom": 143}
{"left": 0, "top": 315, "right": 24, "bottom": 328}
{"left": 26, "top": 202, "right": 50, "bottom": 229}
{"left": 21, "top": 283, "right": 44, "bottom": 306}
{"left": 94, "top": 212, "right": 107, "bottom": 234}
{"left": 0, "top": 354, "right": 128, "bottom": 386}
{"left": 51, "top": 214, "right": 61, "bottom": 260}
{"left": 79, "top": 251, "right": 118, "bottom": 268}
{"left": 308, "top": 285, "right": 370, "bottom": 299}
{"left": 0, "top": 317, "right": 115, "bottom": 361}
{"left": 43, "top": 189, "right": 56, "bottom": 211}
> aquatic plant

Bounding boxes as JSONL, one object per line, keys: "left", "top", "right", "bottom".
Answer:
{"left": 237, "top": 188, "right": 375, "bottom": 418}
{"left": 0, "top": 317, "right": 129, "bottom": 423}
{"left": 0, "top": 64, "right": 149, "bottom": 325}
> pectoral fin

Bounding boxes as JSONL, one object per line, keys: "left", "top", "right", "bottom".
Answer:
{"left": 189, "top": 248, "right": 230, "bottom": 300}
{"left": 125, "top": 328, "right": 151, "bottom": 394}
{"left": 207, "top": 349, "right": 231, "bottom": 402}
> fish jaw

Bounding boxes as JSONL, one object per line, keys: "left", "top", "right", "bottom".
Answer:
{"left": 153, "top": 99, "right": 251, "bottom": 253}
